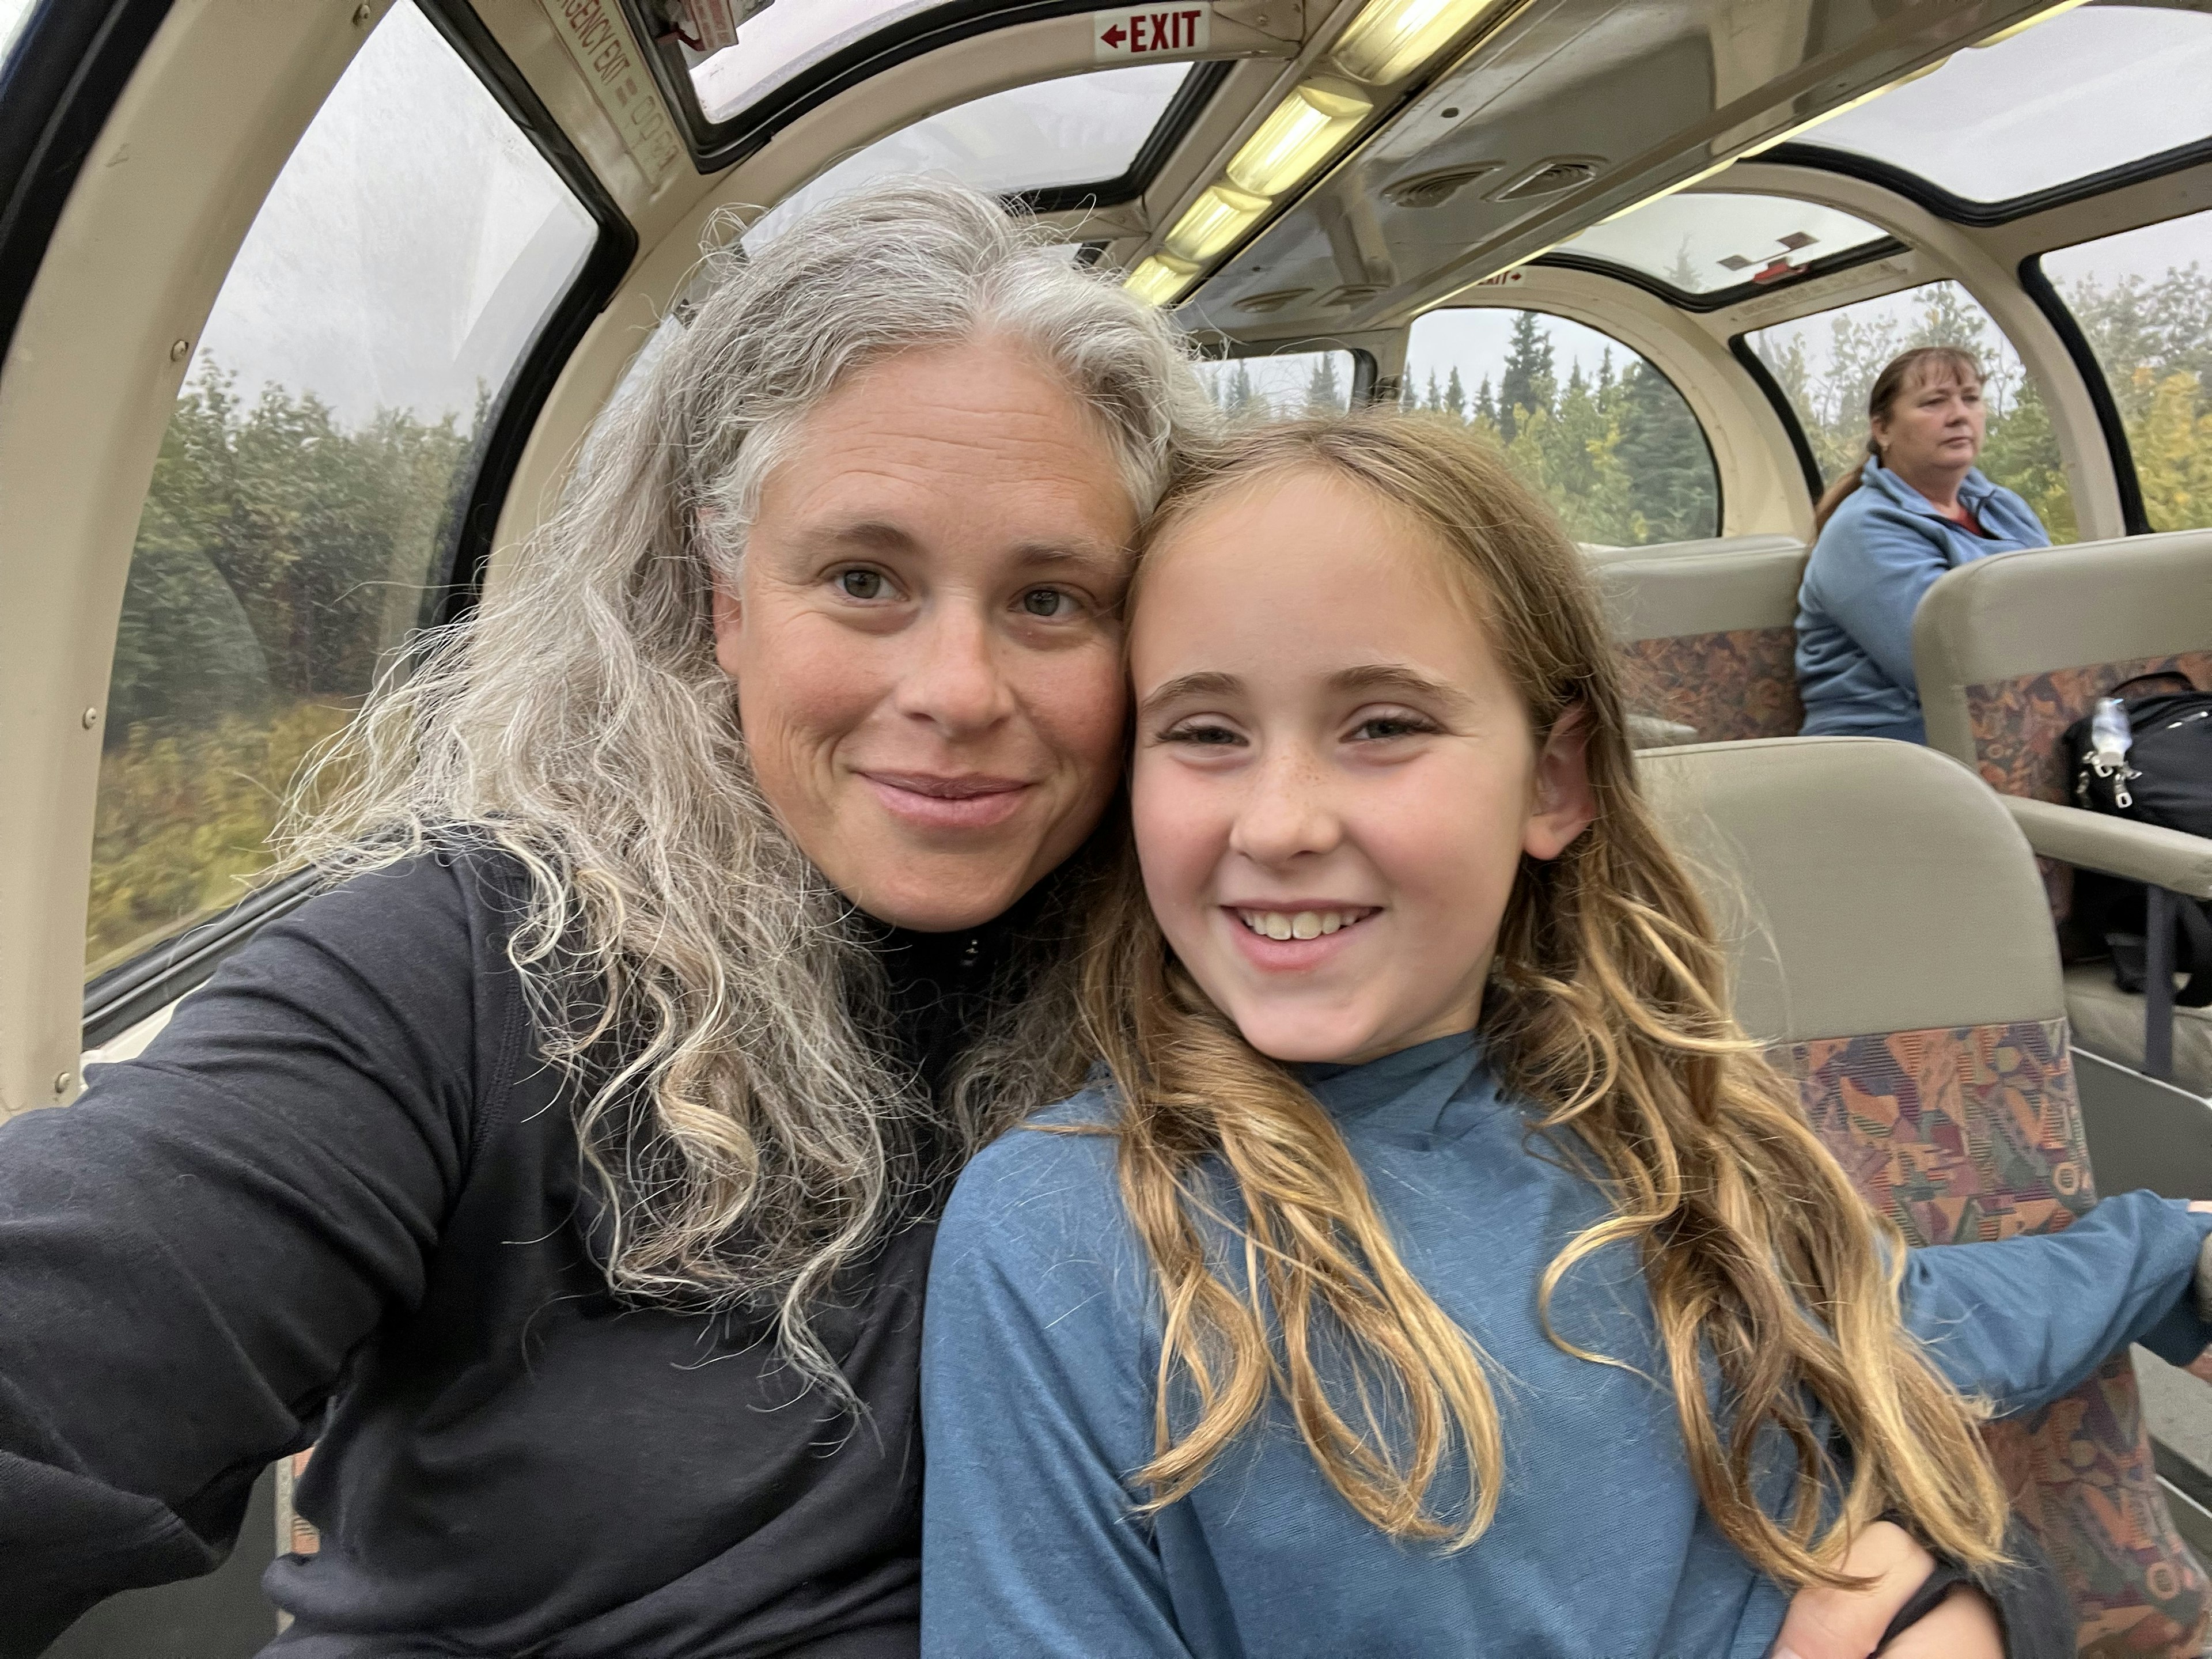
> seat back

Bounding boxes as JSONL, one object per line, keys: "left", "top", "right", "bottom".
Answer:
{"left": 1913, "top": 531, "right": 2212, "bottom": 921}
{"left": 1642, "top": 736, "right": 2210, "bottom": 1653}
{"left": 1581, "top": 531, "right": 1806, "bottom": 569}
{"left": 1600, "top": 543, "right": 1808, "bottom": 745}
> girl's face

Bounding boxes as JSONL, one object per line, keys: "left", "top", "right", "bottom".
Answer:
{"left": 1130, "top": 468, "right": 1594, "bottom": 1067}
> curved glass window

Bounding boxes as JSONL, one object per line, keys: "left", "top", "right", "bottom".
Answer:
{"left": 1557, "top": 192, "right": 1887, "bottom": 296}
{"left": 87, "top": 1, "right": 597, "bottom": 976}
{"left": 690, "top": 0, "right": 940, "bottom": 124}
{"left": 1744, "top": 280, "right": 2075, "bottom": 541}
{"left": 2042, "top": 211, "right": 2212, "bottom": 533}
{"left": 1196, "top": 350, "right": 1356, "bottom": 418}
{"left": 1404, "top": 309, "right": 1717, "bottom": 546}
{"left": 743, "top": 63, "right": 1192, "bottom": 248}
{"left": 1804, "top": 6, "right": 2212, "bottom": 205}
{"left": 0, "top": 0, "right": 35, "bottom": 77}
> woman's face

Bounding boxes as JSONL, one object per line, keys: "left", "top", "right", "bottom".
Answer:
{"left": 714, "top": 338, "right": 1138, "bottom": 932}
{"left": 1874, "top": 370, "right": 1985, "bottom": 481}
{"left": 1128, "top": 469, "right": 1593, "bottom": 1066}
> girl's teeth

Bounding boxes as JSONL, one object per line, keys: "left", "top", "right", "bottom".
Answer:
{"left": 1240, "top": 909, "right": 1365, "bottom": 938}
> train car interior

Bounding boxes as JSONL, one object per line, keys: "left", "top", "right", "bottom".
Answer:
{"left": 2, "top": 0, "right": 2210, "bottom": 1649}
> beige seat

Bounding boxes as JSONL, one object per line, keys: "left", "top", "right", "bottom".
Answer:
{"left": 1581, "top": 531, "right": 1805, "bottom": 569}
{"left": 1643, "top": 735, "right": 2209, "bottom": 1652}
{"left": 1598, "top": 541, "right": 1809, "bottom": 746}
{"left": 1913, "top": 531, "right": 2212, "bottom": 1092}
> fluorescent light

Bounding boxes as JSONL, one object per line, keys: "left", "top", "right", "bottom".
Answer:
{"left": 1164, "top": 184, "right": 1273, "bottom": 262}
{"left": 1224, "top": 79, "right": 1373, "bottom": 197}
{"left": 1330, "top": 0, "right": 1502, "bottom": 86}
{"left": 1124, "top": 253, "right": 1200, "bottom": 306}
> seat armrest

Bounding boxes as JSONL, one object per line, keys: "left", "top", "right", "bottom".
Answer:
{"left": 2002, "top": 796, "right": 2212, "bottom": 899}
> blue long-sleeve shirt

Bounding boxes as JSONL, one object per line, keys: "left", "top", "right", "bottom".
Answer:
{"left": 921, "top": 1033, "right": 2212, "bottom": 1659}
{"left": 1797, "top": 459, "right": 2050, "bottom": 743}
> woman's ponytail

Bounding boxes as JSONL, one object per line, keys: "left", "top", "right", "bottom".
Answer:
{"left": 1810, "top": 438, "right": 1877, "bottom": 538}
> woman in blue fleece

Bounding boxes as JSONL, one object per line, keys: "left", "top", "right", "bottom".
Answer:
{"left": 920, "top": 415, "right": 2196, "bottom": 1659}
{"left": 1797, "top": 346, "right": 2051, "bottom": 742}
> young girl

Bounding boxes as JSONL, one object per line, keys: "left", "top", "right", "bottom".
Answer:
{"left": 918, "top": 414, "right": 2212, "bottom": 1658}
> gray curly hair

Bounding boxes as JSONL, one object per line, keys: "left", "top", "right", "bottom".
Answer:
{"left": 281, "top": 178, "right": 1216, "bottom": 1399}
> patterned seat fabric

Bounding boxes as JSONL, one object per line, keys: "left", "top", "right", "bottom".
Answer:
{"left": 1620, "top": 627, "right": 1804, "bottom": 744}
{"left": 1962, "top": 649, "right": 2212, "bottom": 923}
{"left": 1774, "top": 1017, "right": 2210, "bottom": 1656}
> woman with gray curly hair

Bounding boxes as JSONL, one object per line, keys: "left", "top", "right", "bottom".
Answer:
{"left": 0, "top": 179, "right": 1203, "bottom": 1657}
{"left": 0, "top": 177, "right": 2001, "bottom": 1659}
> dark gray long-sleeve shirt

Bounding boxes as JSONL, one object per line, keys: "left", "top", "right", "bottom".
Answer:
{"left": 0, "top": 851, "right": 949, "bottom": 1658}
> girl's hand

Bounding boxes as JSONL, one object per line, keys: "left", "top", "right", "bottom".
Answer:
{"left": 1767, "top": 1520, "right": 2001, "bottom": 1658}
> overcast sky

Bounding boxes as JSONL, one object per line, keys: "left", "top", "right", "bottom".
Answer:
{"left": 187, "top": 2, "right": 593, "bottom": 429}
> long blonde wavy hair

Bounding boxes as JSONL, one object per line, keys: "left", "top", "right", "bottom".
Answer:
{"left": 275, "top": 180, "right": 1203, "bottom": 1397}
{"left": 1077, "top": 412, "right": 2010, "bottom": 1585}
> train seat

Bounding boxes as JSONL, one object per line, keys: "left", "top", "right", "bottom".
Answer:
{"left": 1597, "top": 541, "right": 1809, "bottom": 747}
{"left": 1914, "top": 532, "right": 2212, "bottom": 1093}
{"left": 1580, "top": 531, "right": 1806, "bottom": 569}
{"left": 1642, "top": 734, "right": 2210, "bottom": 1653}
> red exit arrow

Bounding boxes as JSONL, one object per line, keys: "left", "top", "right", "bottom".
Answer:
{"left": 1101, "top": 21, "right": 1126, "bottom": 45}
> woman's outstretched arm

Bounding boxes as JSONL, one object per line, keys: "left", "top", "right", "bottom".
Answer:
{"left": 1898, "top": 1189, "right": 2212, "bottom": 1414}
{"left": 0, "top": 857, "right": 482, "bottom": 1653}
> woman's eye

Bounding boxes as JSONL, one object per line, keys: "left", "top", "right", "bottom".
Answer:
{"left": 836, "top": 569, "right": 886, "bottom": 600}
{"left": 1021, "top": 587, "right": 1075, "bottom": 618}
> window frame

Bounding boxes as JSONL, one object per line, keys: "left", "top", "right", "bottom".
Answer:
{"left": 1763, "top": 137, "right": 2212, "bottom": 232}
{"left": 1537, "top": 233, "right": 1910, "bottom": 316}
{"left": 78, "top": 0, "right": 638, "bottom": 1048}
{"left": 2019, "top": 247, "right": 2161, "bottom": 539}
{"left": 616, "top": 0, "right": 1229, "bottom": 195}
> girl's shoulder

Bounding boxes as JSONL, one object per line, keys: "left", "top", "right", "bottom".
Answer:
{"left": 938, "top": 1086, "right": 1134, "bottom": 1266}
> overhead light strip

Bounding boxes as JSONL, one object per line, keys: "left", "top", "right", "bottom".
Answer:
{"left": 1126, "top": 0, "right": 1508, "bottom": 306}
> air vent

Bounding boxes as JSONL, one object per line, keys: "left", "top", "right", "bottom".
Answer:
{"left": 1384, "top": 163, "right": 1502, "bottom": 209}
{"left": 1236, "top": 289, "right": 1311, "bottom": 314}
{"left": 1493, "top": 157, "right": 1603, "bottom": 200}
{"left": 1320, "top": 284, "right": 1385, "bottom": 308}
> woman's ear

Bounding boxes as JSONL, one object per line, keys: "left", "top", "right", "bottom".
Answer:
{"left": 704, "top": 512, "right": 744, "bottom": 682}
{"left": 1524, "top": 704, "right": 1596, "bottom": 862}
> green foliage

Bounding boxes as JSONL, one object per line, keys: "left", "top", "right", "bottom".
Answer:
{"left": 1406, "top": 316, "right": 1715, "bottom": 547}
{"left": 86, "top": 364, "right": 480, "bottom": 971}
{"left": 2062, "top": 262, "right": 2212, "bottom": 532}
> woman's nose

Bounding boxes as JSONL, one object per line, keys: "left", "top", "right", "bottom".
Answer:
{"left": 1229, "top": 749, "right": 1341, "bottom": 868}
{"left": 891, "top": 599, "right": 1017, "bottom": 736}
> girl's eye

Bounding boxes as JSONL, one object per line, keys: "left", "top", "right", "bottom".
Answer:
{"left": 1021, "top": 587, "right": 1075, "bottom": 619}
{"left": 1160, "top": 721, "right": 1243, "bottom": 747}
{"left": 836, "top": 568, "right": 887, "bottom": 600}
{"left": 1352, "top": 713, "right": 1438, "bottom": 742}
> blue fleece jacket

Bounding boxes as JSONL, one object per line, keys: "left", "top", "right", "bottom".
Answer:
{"left": 1796, "top": 459, "right": 2051, "bottom": 743}
{"left": 921, "top": 1033, "right": 2212, "bottom": 1659}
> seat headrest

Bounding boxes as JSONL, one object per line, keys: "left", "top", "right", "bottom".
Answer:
{"left": 1582, "top": 532, "right": 1805, "bottom": 569}
{"left": 1638, "top": 736, "right": 2063, "bottom": 1043}
{"left": 1914, "top": 531, "right": 2212, "bottom": 754}
{"left": 1598, "top": 543, "right": 1809, "bottom": 641}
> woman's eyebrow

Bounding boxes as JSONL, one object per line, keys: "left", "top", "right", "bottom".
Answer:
{"left": 1138, "top": 670, "right": 1242, "bottom": 717}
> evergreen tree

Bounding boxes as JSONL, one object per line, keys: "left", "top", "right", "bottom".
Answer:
{"left": 1305, "top": 354, "right": 1345, "bottom": 413}
{"left": 1497, "top": 312, "right": 1555, "bottom": 445}
{"left": 1614, "top": 361, "right": 1717, "bottom": 544}
{"left": 1426, "top": 370, "right": 1442, "bottom": 413}
{"left": 1444, "top": 367, "right": 1466, "bottom": 422}
{"left": 1475, "top": 375, "right": 1497, "bottom": 427}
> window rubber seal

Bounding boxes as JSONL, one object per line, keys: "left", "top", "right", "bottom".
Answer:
{"left": 79, "top": 1, "right": 638, "bottom": 1047}
{"left": 0, "top": 0, "right": 178, "bottom": 375}
{"left": 1728, "top": 334, "right": 1825, "bottom": 503}
{"left": 2017, "top": 251, "right": 2151, "bottom": 536}
{"left": 1755, "top": 139, "right": 2212, "bottom": 232}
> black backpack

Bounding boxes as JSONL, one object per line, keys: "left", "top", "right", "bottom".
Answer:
{"left": 2061, "top": 671, "right": 2212, "bottom": 1005}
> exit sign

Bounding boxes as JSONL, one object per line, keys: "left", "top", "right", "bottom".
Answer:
{"left": 1094, "top": 4, "right": 1213, "bottom": 60}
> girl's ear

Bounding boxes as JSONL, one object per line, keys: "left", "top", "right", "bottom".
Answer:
{"left": 1524, "top": 704, "right": 1596, "bottom": 862}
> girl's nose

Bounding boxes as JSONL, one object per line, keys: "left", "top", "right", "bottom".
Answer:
{"left": 1229, "top": 749, "right": 1342, "bottom": 868}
